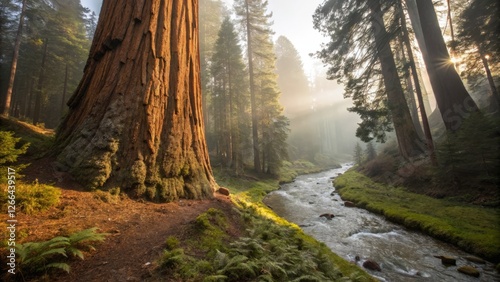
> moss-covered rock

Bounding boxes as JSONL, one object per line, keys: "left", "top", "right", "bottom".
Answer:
{"left": 457, "top": 265, "right": 480, "bottom": 278}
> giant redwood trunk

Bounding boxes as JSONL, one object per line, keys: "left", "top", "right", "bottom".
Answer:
{"left": 369, "top": 1, "right": 423, "bottom": 159}
{"left": 56, "top": 0, "right": 217, "bottom": 201}
{"left": 407, "top": 0, "right": 478, "bottom": 131}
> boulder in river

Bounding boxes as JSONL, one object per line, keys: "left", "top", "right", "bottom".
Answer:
{"left": 362, "top": 259, "right": 381, "bottom": 271}
{"left": 319, "top": 213, "right": 335, "bottom": 220}
{"left": 344, "top": 201, "right": 356, "bottom": 207}
{"left": 434, "top": 255, "right": 456, "bottom": 266}
{"left": 457, "top": 266, "right": 480, "bottom": 277}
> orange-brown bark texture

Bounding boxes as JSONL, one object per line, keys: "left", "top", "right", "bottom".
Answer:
{"left": 56, "top": 0, "right": 217, "bottom": 201}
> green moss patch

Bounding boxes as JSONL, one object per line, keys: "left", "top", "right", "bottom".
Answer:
{"left": 334, "top": 170, "right": 500, "bottom": 262}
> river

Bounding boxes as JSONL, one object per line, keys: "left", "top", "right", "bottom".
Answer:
{"left": 263, "top": 164, "right": 499, "bottom": 281}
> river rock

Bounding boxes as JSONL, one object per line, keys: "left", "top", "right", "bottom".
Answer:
{"left": 217, "top": 187, "right": 230, "bottom": 196}
{"left": 434, "top": 255, "right": 456, "bottom": 266}
{"left": 330, "top": 191, "right": 337, "bottom": 196}
{"left": 319, "top": 213, "right": 335, "bottom": 220}
{"left": 457, "top": 266, "right": 480, "bottom": 277}
{"left": 344, "top": 201, "right": 356, "bottom": 207}
{"left": 362, "top": 259, "right": 381, "bottom": 271}
{"left": 463, "top": 256, "right": 486, "bottom": 264}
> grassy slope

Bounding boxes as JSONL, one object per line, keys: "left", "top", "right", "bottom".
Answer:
{"left": 334, "top": 169, "right": 500, "bottom": 262}
{"left": 215, "top": 168, "right": 377, "bottom": 282}
{"left": 0, "top": 117, "right": 54, "bottom": 157}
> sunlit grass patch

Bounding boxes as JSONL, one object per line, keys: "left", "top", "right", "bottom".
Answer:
{"left": 211, "top": 167, "right": 376, "bottom": 281}
{"left": 334, "top": 169, "right": 500, "bottom": 262}
{"left": 0, "top": 181, "right": 61, "bottom": 215}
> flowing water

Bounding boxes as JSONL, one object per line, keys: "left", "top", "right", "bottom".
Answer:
{"left": 263, "top": 164, "right": 499, "bottom": 282}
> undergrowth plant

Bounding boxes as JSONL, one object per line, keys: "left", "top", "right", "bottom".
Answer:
{"left": 0, "top": 181, "right": 61, "bottom": 214}
{"left": 157, "top": 207, "right": 359, "bottom": 281}
{"left": 0, "top": 131, "right": 29, "bottom": 182}
{"left": 16, "top": 228, "right": 108, "bottom": 277}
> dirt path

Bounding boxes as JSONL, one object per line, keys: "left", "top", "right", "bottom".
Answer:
{"left": 2, "top": 158, "right": 235, "bottom": 282}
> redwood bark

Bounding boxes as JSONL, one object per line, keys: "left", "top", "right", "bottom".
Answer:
{"left": 369, "top": 0, "right": 423, "bottom": 159}
{"left": 408, "top": 0, "right": 478, "bottom": 131}
{"left": 56, "top": 0, "right": 217, "bottom": 201}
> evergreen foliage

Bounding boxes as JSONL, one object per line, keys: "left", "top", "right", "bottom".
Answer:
{"left": 0, "top": 130, "right": 28, "bottom": 176}
{"left": 210, "top": 17, "right": 250, "bottom": 172}
{"left": 199, "top": 0, "right": 226, "bottom": 134}
{"left": 365, "top": 141, "right": 377, "bottom": 162}
{"left": 234, "top": 0, "right": 289, "bottom": 174}
{"left": 313, "top": 0, "right": 423, "bottom": 161}
{"left": 353, "top": 143, "right": 363, "bottom": 165}
{"left": 275, "top": 36, "right": 319, "bottom": 162}
{"left": 434, "top": 113, "right": 500, "bottom": 188}
{"left": 275, "top": 36, "right": 311, "bottom": 117}
{"left": 456, "top": 0, "right": 499, "bottom": 107}
{"left": 0, "top": 0, "right": 93, "bottom": 127}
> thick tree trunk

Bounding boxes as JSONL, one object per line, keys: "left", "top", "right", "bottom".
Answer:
{"left": 2, "top": 0, "right": 26, "bottom": 117}
{"left": 33, "top": 39, "right": 48, "bottom": 125}
{"left": 244, "top": 0, "right": 261, "bottom": 172}
{"left": 61, "top": 63, "right": 69, "bottom": 117}
{"left": 397, "top": 0, "right": 437, "bottom": 165}
{"left": 56, "top": 0, "right": 217, "bottom": 201}
{"left": 407, "top": 0, "right": 478, "bottom": 131}
{"left": 369, "top": 0, "right": 423, "bottom": 159}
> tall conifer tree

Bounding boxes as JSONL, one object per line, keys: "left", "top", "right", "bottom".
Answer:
{"left": 235, "top": 0, "right": 289, "bottom": 173}
{"left": 210, "top": 17, "right": 250, "bottom": 172}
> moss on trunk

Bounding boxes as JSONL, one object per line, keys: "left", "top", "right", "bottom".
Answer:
{"left": 55, "top": 0, "right": 217, "bottom": 201}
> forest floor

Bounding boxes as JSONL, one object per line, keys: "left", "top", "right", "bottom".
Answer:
{"left": 2, "top": 156, "right": 239, "bottom": 282}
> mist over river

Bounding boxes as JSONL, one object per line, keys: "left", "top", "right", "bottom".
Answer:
{"left": 263, "top": 164, "right": 499, "bottom": 281}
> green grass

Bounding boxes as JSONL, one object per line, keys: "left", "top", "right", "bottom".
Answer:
{"left": 334, "top": 169, "right": 500, "bottom": 262}
{"left": 0, "top": 181, "right": 61, "bottom": 215}
{"left": 212, "top": 167, "right": 376, "bottom": 282}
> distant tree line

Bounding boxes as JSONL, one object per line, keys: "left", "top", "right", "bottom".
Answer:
{"left": 201, "top": 0, "right": 291, "bottom": 175}
{"left": 1, "top": 0, "right": 96, "bottom": 128}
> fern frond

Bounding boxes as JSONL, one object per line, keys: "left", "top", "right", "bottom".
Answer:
{"left": 41, "top": 262, "right": 70, "bottom": 273}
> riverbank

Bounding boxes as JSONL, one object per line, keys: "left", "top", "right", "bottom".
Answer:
{"left": 214, "top": 165, "right": 377, "bottom": 281}
{"left": 334, "top": 169, "right": 500, "bottom": 263}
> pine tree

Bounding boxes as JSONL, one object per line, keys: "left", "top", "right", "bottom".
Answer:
{"left": 199, "top": 0, "right": 226, "bottom": 132}
{"left": 275, "top": 36, "right": 310, "bottom": 117}
{"left": 314, "top": 0, "right": 423, "bottom": 159}
{"left": 210, "top": 17, "right": 250, "bottom": 172}
{"left": 235, "top": 0, "right": 289, "bottom": 173}
{"left": 456, "top": 0, "right": 499, "bottom": 109}
{"left": 365, "top": 141, "right": 376, "bottom": 162}
{"left": 353, "top": 143, "right": 363, "bottom": 165}
{"left": 2, "top": 0, "right": 91, "bottom": 126}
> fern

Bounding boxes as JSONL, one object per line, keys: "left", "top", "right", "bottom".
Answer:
{"left": 16, "top": 228, "right": 108, "bottom": 277}
{"left": 16, "top": 236, "right": 70, "bottom": 274}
